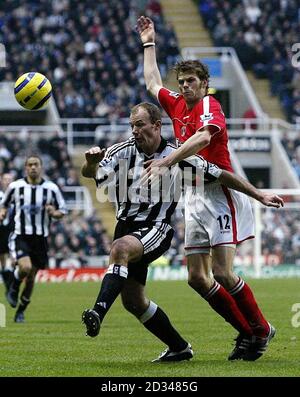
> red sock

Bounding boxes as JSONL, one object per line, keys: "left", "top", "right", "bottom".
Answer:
{"left": 204, "top": 281, "right": 253, "bottom": 336}
{"left": 229, "top": 277, "right": 269, "bottom": 337}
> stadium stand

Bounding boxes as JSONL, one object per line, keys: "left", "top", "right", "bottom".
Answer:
{"left": 281, "top": 131, "right": 300, "bottom": 180}
{"left": 0, "top": 0, "right": 181, "bottom": 268}
{"left": 0, "top": 0, "right": 179, "bottom": 120}
{"left": 1, "top": 0, "right": 299, "bottom": 273}
{"left": 261, "top": 206, "right": 300, "bottom": 266}
{"left": 0, "top": 132, "right": 111, "bottom": 268}
{"left": 196, "top": 0, "right": 299, "bottom": 123}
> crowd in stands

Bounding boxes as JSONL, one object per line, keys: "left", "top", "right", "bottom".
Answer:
{"left": 281, "top": 132, "right": 300, "bottom": 179}
{"left": 49, "top": 210, "right": 111, "bottom": 268}
{"left": 0, "top": 0, "right": 180, "bottom": 120}
{"left": 1, "top": 0, "right": 299, "bottom": 270}
{"left": 0, "top": 132, "right": 111, "bottom": 267}
{"left": 0, "top": 130, "right": 78, "bottom": 190}
{"left": 198, "top": 0, "right": 300, "bottom": 124}
{"left": 261, "top": 206, "right": 300, "bottom": 266}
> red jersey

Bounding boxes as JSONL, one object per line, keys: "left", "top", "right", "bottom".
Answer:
{"left": 158, "top": 87, "right": 233, "bottom": 172}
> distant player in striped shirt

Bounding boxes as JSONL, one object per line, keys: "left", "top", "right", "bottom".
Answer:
{"left": 137, "top": 16, "right": 282, "bottom": 361}
{"left": 0, "top": 173, "right": 15, "bottom": 293}
{"left": 0, "top": 155, "right": 67, "bottom": 323}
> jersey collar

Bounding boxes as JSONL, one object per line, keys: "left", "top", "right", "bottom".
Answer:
{"left": 24, "top": 177, "right": 45, "bottom": 185}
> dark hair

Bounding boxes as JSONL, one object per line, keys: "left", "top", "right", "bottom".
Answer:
{"left": 131, "top": 102, "right": 162, "bottom": 124}
{"left": 174, "top": 60, "right": 210, "bottom": 84}
{"left": 25, "top": 154, "right": 43, "bottom": 166}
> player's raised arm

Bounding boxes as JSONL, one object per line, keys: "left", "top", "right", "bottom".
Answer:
{"left": 219, "top": 170, "right": 284, "bottom": 208}
{"left": 81, "top": 146, "right": 105, "bottom": 178}
{"left": 137, "top": 16, "right": 163, "bottom": 98}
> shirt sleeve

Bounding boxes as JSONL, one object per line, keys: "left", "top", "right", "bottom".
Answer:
{"left": 95, "top": 144, "right": 122, "bottom": 188}
{"left": 196, "top": 96, "right": 226, "bottom": 136}
{"left": 179, "top": 155, "right": 222, "bottom": 182}
{"left": 0, "top": 185, "right": 14, "bottom": 208}
{"left": 52, "top": 185, "right": 68, "bottom": 214}
{"left": 158, "top": 87, "right": 181, "bottom": 118}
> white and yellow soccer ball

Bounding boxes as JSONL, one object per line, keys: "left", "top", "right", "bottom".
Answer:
{"left": 14, "top": 72, "right": 52, "bottom": 110}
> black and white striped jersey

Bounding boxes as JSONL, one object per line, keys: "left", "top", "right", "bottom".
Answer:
{"left": 0, "top": 190, "right": 14, "bottom": 227}
{"left": 95, "top": 137, "right": 222, "bottom": 224}
{"left": 0, "top": 178, "right": 67, "bottom": 237}
{"left": 0, "top": 190, "right": 8, "bottom": 226}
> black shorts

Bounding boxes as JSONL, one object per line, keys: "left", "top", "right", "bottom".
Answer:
{"left": 8, "top": 234, "right": 49, "bottom": 269}
{"left": 0, "top": 224, "right": 10, "bottom": 254}
{"left": 114, "top": 220, "right": 174, "bottom": 285}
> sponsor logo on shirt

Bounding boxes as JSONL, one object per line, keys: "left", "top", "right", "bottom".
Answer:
{"left": 168, "top": 91, "right": 180, "bottom": 98}
{"left": 200, "top": 113, "right": 213, "bottom": 122}
{"left": 181, "top": 126, "right": 187, "bottom": 137}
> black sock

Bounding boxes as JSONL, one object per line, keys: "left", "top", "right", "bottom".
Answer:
{"left": 93, "top": 264, "right": 128, "bottom": 322}
{"left": 140, "top": 301, "right": 188, "bottom": 352}
{"left": 10, "top": 274, "right": 22, "bottom": 292}
{"left": 1, "top": 269, "right": 13, "bottom": 291}
{"left": 16, "top": 296, "right": 30, "bottom": 314}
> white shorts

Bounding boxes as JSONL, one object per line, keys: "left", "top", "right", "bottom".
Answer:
{"left": 184, "top": 182, "right": 255, "bottom": 255}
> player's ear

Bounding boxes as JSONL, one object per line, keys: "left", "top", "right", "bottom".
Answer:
{"left": 201, "top": 80, "right": 208, "bottom": 89}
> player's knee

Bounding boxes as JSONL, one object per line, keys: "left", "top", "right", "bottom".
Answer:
{"left": 19, "top": 263, "right": 32, "bottom": 276}
{"left": 213, "top": 268, "right": 233, "bottom": 289}
{"left": 122, "top": 296, "right": 147, "bottom": 316}
{"left": 110, "top": 239, "right": 129, "bottom": 262}
{"left": 188, "top": 272, "right": 210, "bottom": 291}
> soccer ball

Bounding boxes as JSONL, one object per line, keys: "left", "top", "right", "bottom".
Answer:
{"left": 14, "top": 72, "right": 52, "bottom": 110}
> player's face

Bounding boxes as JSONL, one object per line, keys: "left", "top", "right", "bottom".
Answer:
{"left": 130, "top": 108, "right": 161, "bottom": 154}
{"left": 25, "top": 157, "right": 42, "bottom": 181}
{"left": 1, "top": 174, "right": 13, "bottom": 190}
{"left": 177, "top": 73, "right": 207, "bottom": 103}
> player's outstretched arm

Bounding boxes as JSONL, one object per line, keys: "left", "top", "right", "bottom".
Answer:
{"left": 81, "top": 147, "right": 105, "bottom": 178}
{"left": 137, "top": 16, "right": 163, "bottom": 98}
{"left": 46, "top": 205, "right": 65, "bottom": 219}
{"left": 219, "top": 170, "right": 284, "bottom": 208}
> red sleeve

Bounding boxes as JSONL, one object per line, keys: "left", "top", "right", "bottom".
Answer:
{"left": 158, "top": 87, "right": 181, "bottom": 118}
{"left": 195, "top": 96, "right": 226, "bottom": 136}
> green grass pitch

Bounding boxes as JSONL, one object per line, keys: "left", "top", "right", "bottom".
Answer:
{"left": 0, "top": 279, "right": 300, "bottom": 377}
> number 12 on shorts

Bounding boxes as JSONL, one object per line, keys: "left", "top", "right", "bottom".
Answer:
{"left": 217, "top": 215, "right": 231, "bottom": 230}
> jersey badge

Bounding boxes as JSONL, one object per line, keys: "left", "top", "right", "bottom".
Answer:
{"left": 200, "top": 113, "right": 213, "bottom": 122}
{"left": 168, "top": 91, "right": 180, "bottom": 98}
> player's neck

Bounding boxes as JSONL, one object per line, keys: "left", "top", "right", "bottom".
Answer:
{"left": 27, "top": 176, "right": 42, "bottom": 185}
{"left": 143, "top": 138, "right": 161, "bottom": 156}
{"left": 185, "top": 90, "right": 206, "bottom": 110}
{"left": 185, "top": 98, "right": 199, "bottom": 110}
{"left": 185, "top": 95, "right": 205, "bottom": 110}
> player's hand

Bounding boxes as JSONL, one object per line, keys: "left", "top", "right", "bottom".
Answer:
{"left": 85, "top": 147, "right": 105, "bottom": 164}
{"left": 141, "top": 158, "right": 170, "bottom": 185}
{"left": 0, "top": 208, "right": 7, "bottom": 222}
{"left": 259, "top": 194, "right": 284, "bottom": 208}
{"left": 46, "top": 205, "right": 56, "bottom": 216}
{"left": 136, "top": 16, "right": 155, "bottom": 44}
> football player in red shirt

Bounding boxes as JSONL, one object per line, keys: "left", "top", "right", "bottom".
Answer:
{"left": 137, "top": 16, "right": 278, "bottom": 361}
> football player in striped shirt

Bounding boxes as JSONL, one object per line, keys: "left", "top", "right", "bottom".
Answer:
{"left": 0, "top": 155, "right": 67, "bottom": 322}
{"left": 0, "top": 173, "right": 15, "bottom": 294}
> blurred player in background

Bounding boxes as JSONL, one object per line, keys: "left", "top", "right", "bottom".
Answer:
{"left": 137, "top": 16, "right": 281, "bottom": 361}
{"left": 0, "top": 155, "right": 67, "bottom": 323}
{"left": 0, "top": 173, "right": 15, "bottom": 294}
{"left": 81, "top": 102, "right": 283, "bottom": 362}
